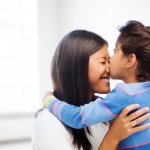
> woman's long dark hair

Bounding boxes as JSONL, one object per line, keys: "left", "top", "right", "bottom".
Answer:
{"left": 51, "top": 30, "right": 107, "bottom": 150}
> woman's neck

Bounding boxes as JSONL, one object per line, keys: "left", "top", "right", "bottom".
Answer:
{"left": 88, "top": 91, "right": 95, "bottom": 102}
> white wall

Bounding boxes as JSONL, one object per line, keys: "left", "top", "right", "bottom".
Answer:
{"left": 57, "top": 0, "right": 150, "bottom": 53}
{"left": 38, "top": 0, "right": 59, "bottom": 102}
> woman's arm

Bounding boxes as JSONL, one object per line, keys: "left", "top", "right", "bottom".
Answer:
{"left": 99, "top": 104, "right": 150, "bottom": 150}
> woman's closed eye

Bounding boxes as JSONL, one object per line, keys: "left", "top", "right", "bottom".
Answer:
{"left": 100, "top": 61, "right": 106, "bottom": 64}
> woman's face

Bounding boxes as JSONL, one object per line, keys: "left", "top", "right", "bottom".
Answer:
{"left": 88, "top": 44, "right": 110, "bottom": 95}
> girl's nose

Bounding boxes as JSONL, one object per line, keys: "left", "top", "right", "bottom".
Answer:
{"left": 106, "top": 66, "right": 110, "bottom": 73}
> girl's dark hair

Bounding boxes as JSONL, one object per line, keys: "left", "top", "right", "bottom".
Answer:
{"left": 117, "top": 20, "right": 150, "bottom": 82}
{"left": 51, "top": 30, "right": 107, "bottom": 150}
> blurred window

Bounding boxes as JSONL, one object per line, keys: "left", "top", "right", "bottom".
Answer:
{"left": 0, "top": 0, "right": 39, "bottom": 114}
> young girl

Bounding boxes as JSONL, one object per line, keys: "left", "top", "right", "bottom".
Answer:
{"left": 44, "top": 20, "right": 150, "bottom": 149}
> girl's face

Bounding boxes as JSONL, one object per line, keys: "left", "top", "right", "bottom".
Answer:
{"left": 109, "top": 43, "right": 128, "bottom": 81}
{"left": 88, "top": 44, "right": 110, "bottom": 95}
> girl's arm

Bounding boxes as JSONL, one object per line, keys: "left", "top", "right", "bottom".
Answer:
{"left": 43, "top": 88, "right": 127, "bottom": 128}
{"left": 99, "top": 104, "right": 150, "bottom": 150}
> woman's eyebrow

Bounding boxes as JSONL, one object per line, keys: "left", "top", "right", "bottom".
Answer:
{"left": 96, "top": 57, "right": 106, "bottom": 60}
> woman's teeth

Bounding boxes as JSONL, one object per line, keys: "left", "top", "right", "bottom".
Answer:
{"left": 103, "top": 78, "right": 109, "bottom": 82}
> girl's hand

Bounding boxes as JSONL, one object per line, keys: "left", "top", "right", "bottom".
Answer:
{"left": 99, "top": 104, "right": 150, "bottom": 150}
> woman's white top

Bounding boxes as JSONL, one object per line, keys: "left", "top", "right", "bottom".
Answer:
{"left": 32, "top": 108, "right": 109, "bottom": 150}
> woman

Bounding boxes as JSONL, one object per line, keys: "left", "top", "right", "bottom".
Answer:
{"left": 32, "top": 30, "right": 149, "bottom": 150}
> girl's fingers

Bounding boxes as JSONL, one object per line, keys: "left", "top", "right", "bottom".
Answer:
{"left": 128, "top": 107, "right": 149, "bottom": 121}
{"left": 121, "top": 104, "right": 140, "bottom": 116}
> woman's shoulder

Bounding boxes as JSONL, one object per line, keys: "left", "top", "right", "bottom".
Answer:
{"left": 34, "top": 108, "right": 62, "bottom": 125}
{"left": 32, "top": 108, "right": 71, "bottom": 136}
{"left": 32, "top": 108, "right": 74, "bottom": 150}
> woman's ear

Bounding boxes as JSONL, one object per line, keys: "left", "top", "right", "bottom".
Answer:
{"left": 125, "top": 54, "right": 137, "bottom": 68}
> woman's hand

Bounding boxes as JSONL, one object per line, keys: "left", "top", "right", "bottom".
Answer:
{"left": 99, "top": 104, "right": 150, "bottom": 150}
{"left": 109, "top": 104, "right": 150, "bottom": 141}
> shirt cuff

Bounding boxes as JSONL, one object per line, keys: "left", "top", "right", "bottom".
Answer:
{"left": 43, "top": 95, "right": 56, "bottom": 108}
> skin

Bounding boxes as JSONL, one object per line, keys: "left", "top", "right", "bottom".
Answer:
{"left": 88, "top": 44, "right": 110, "bottom": 99}
{"left": 110, "top": 43, "right": 139, "bottom": 83}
